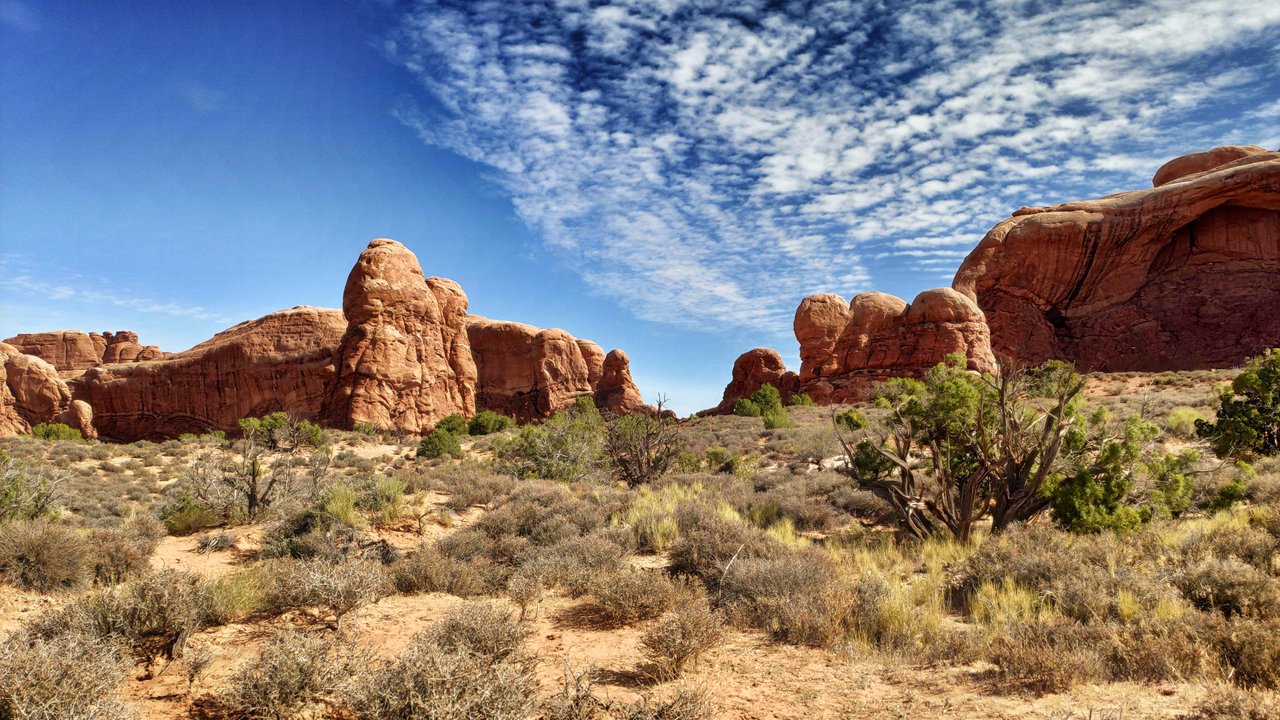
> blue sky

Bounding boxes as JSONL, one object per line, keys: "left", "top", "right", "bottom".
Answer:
{"left": 2, "top": 0, "right": 1279, "bottom": 414}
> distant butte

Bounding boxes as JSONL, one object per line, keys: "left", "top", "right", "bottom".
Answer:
{"left": 1, "top": 238, "right": 650, "bottom": 440}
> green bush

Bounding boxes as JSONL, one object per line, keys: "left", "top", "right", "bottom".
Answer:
{"left": 1, "top": 457, "right": 63, "bottom": 523}
{"left": 1164, "top": 406, "right": 1206, "bottom": 439}
{"left": 762, "top": 407, "right": 795, "bottom": 430}
{"left": 749, "top": 384, "right": 784, "bottom": 415}
{"left": 417, "top": 429, "right": 462, "bottom": 460}
{"left": 788, "top": 393, "right": 816, "bottom": 407}
{"left": 30, "top": 423, "right": 82, "bottom": 442}
{"left": 352, "top": 421, "right": 381, "bottom": 437}
{"left": 1197, "top": 348, "right": 1280, "bottom": 456}
{"left": 493, "top": 405, "right": 604, "bottom": 481}
{"left": 238, "top": 412, "right": 324, "bottom": 450}
{"left": 834, "top": 409, "right": 868, "bottom": 431}
{"left": 732, "top": 398, "right": 761, "bottom": 417}
{"left": 468, "top": 410, "right": 515, "bottom": 436}
{"left": 434, "top": 413, "right": 468, "bottom": 435}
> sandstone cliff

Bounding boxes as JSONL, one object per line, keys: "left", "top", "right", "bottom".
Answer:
{"left": 74, "top": 307, "right": 346, "bottom": 441}
{"left": 953, "top": 146, "right": 1280, "bottom": 370}
{"left": 3, "top": 330, "right": 164, "bottom": 375}
{"left": 704, "top": 287, "right": 995, "bottom": 413}
{"left": 0, "top": 342, "right": 97, "bottom": 438}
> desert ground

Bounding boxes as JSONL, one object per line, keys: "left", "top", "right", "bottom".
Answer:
{"left": 2, "top": 367, "right": 1278, "bottom": 720}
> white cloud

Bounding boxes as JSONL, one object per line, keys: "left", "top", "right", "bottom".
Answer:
{"left": 386, "top": 0, "right": 1280, "bottom": 340}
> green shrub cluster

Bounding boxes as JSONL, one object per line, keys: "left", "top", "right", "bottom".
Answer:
{"left": 29, "top": 423, "right": 83, "bottom": 442}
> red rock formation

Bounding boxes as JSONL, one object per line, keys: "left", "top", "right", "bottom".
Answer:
{"left": 1152, "top": 145, "right": 1269, "bottom": 187}
{"left": 702, "top": 348, "right": 801, "bottom": 415}
{"left": 704, "top": 288, "right": 995, "bottom": 414}
{"left": 321, "top": 239, "right": 476, "bottom": 433}
{"left": 3, "top": 330, "right": 164, "bottom": 375}
{"left": 796, "top": 288, "right": 995, "bottom": 404}
{"left": 954, "top": 147, "right": 1280, "bottom": 371}
{"left": 1, "top": 237, "right": 653, "bottom": 439}
{"left": 0, "top": 342, "right": 96, "bottom": 438}
{"left": 597, "top": 349, "right": 647, "bottom": 415}
{"left": 467, "top": 319, "right": 647, "bottom": 420}
{"left": 74, "top": 307, "right": 345, "bottom": 441}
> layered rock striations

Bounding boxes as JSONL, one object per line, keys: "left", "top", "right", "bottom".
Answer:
{"left": 953, "top": 146, "right": 1280, "bottom": 371}
{"left": 705, "top": 288, "right": 996, "bottom": 413}
{"left": 1, "top": 237, "right": 649, "bottom": 440}
{"left": 320, "top": 239, "right": 477, "bottom": 433}
{"left": 796, "top": 288, "right": 996, "bottom": 403}
{"left": 467, "top": 319, "right": 649, "bottom": 420}
{"left": 703, "top": 348, "right": 800, "bottom": 416}
{"left": 0, "top": 342, "right": 96, "bottom": 438}
{"left": 3, "top": 330, "right": 164, "bottom": 375}
{"left": 75, "top": 307, "right": 347, "bottom": 441}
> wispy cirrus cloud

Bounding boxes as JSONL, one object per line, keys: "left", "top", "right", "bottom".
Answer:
{"left": 0, "top": 270, "right": 235, "bottom": 325}
{"left": 386, "top": 0, "right": 1280, "bottom": 340}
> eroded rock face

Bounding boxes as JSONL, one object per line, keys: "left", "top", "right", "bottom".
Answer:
{"left": 954, "top": 147, "right": 1280, "bottom": 371}
{"left": 467, "top": 319, "right": 648, "bottom": 420}
{"left": 320, "top": 239, "right": 476, "bottom": 433}
{"left": 703, "top": 348, "right": 801, "bottom": 415}
{"left": 0, "top": 342, "right": 95, "bottom": 438}
{"left": 2, "top": 330, "right": 165, "bottom": 376}
{"left": 2, "top": 237, "right": 653, "bottom": 439}
{"left": 797, "top": 288, "right": 995, "bottom": 404}
{"left": 75, "top": 307, "right": 346, "bottom": 441}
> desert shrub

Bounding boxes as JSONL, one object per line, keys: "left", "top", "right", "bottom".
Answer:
{"left": 605, "top": 411, "right": 680, "bottom": 487}
{"left": 1166, "top": 406, "right": 1208, "bottom": 439}
{"left": 1042, "top": 415, "right": 1162, "bottom": 533}
{"left": 787, "top": 393, "right": 816, "bottom": 407}
{"left": 743, "top": 486, "right": 837, "bottom": 532}
{"left": 438, "top": 468, "right": 515, "bottom": 512}
{"left": 321, "top": 482, "right": 361, "bottom": 527}
{"left": 834, "top": 408, "right": 868, "bottom": 431}
{"left": 719, "top": 551, "right": 855, "bottom": 647}
{"left": 612, "top": 482, "right": 702, "bottom": 552}
{"left": 393, "top": 543, "right": 492, "bottom": 597}
{"left": 0, "top": 520, "right": 88, "bottom": 591}
{"left": 951, "top": 524, "right": 1172, "bottom": 623}
{"left": 592, "top": 569, "right": 684, "bottom": 625}
{"left": 494, "top": 405, "right": 605, "bottom": 482}
{"left": 543, "top": 670, "right": 711, "bottom": 720}
{"left": 1205, "top": 616, "right": 1280, "bottom": 689}
{"left": 1198, "top": 349, "right": 1280, "bottom": 457}
{"left": 87, "top": 524, "right": 157, "bottom": 585}
{"left": 761, "top": 407, "right": 795, "bottom": 430}
{"left": 469, "top": 410, "right": 515, "bottom": 436}
{"left": 667, "top": 504, "right": 782, "bottom": 590}
{"left": 266, "top": 557, "right": 391, "bottom": 628}
{"left": 31, "top": 568, "right": 209, "bottom": 663}
{"left": 988, "top": 621, "right": 1108, "bottom": 691}
{"left": 159, "top": 494, "right": 224, "bottom": 535}
{"left": 417, "top": 429, "right": 462, "bottom": 460}
{"left": 732, "top": 398, "right": 761, "bottom": 417}
{"left": 507, "top": 573, "right": 543, "bottom": 620}
{"left": 434, "top": 413, "right": 469, "bottom": 435}
{"left": 203, "top": 566, "right": 270, "bottom": 623}
{"left": 749, "top": 384, "right": 783, "bottom": 415}
{"left": 1182, "top": 688, "right": 1280, "bottom": 720}
{"left": 0, "top": 456, "right": 65, "bottom": 522}
{"left": 523, "top": 531, "right": 630, "bottom": 597}
{"left": 0, "top": 631, "right": 138, "bottom": 719}
{"left": 220, "top": 629, "right": 360, "bottom": 719}
{"left": 238, "top": 412, "right": 324, "bottom": 450}
{"left": 29, "top": 422, "right": 82, "bottom": 442}
{"left": 353, "top": 420, "right": 381, "bottom": 437}
{"left": 351, "top": 602, "right": 535, "bottom": 720}
{"left": 640, "top": 596, "right": 724, "bottom": 680}
{"left": 1176, "top": 557, "right": 1280, "bottom": 618}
